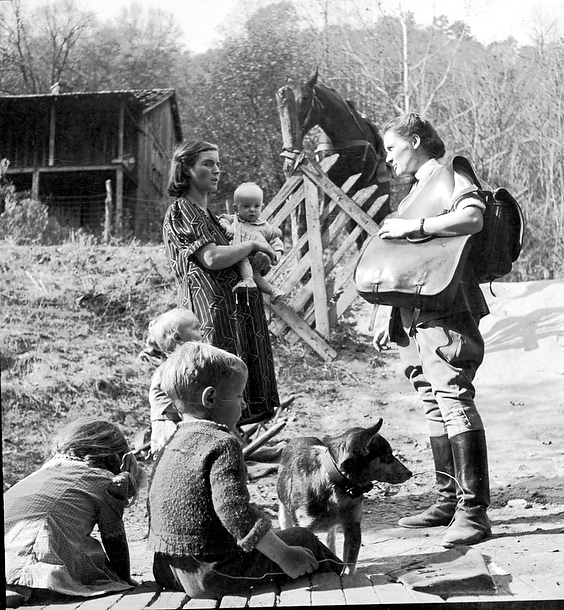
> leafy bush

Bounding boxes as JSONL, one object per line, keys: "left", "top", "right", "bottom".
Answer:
{"left": 0, "top": 160, "right": 70, "bottom": 244}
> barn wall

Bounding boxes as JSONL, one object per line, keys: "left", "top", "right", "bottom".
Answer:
{"left": 134, "top": 101, "right": 178, "bottom": 239}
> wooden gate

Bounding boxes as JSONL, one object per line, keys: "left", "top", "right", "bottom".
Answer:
{"left": 260, "top": 88, "right": 388, "bottom": 361}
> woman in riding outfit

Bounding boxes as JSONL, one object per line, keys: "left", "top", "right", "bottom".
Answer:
{"left": 374, "top": 113, "right": 491, "bottom": 547}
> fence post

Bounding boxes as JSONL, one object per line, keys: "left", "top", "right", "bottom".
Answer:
{"left": 276, "top": 85, "right": 304, "bottom": 254}
{"left": 104, "top": 180, "right": 112, "bottom": 242}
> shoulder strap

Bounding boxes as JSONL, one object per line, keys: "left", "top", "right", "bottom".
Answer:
{"left": 452, "top": 155, "right": 483, "bottom": 188}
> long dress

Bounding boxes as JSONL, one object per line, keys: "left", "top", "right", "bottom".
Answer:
{"left": 162, "top": 198, "right": 279, "bottom": 424}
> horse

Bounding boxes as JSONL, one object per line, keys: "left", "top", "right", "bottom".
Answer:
{"left": 288, "top": 69, "right": 392, "bottom": 241}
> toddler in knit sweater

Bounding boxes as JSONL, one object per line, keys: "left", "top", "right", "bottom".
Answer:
{"left": 147, "top": 342, "right": 343, "bottom": 599}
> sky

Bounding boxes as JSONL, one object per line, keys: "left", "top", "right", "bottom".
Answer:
{"left": 21, "top": 0, "right": 564, "bottom": 54}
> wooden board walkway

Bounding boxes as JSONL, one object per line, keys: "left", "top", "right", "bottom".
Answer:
{"left": 20, "top": 569, "right": 563, "bottom": 609}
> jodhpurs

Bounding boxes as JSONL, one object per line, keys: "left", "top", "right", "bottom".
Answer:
{"left": 397, "top": 309, "right": 485, "bottom": 438}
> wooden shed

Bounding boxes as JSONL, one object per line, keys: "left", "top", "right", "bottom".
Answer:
{"left": 0, "top": 88, "right": 182, "bottom": 238}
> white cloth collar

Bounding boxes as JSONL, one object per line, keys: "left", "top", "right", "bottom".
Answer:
{"left": 414, "top": 158, "right": 443, "bottom": 185}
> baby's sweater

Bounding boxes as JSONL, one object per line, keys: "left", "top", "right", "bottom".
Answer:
{"left": 147, "top": 419, "right": 271, "bottom": 556}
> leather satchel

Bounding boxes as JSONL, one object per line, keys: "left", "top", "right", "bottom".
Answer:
{"left": 354, "top": 231, "right": 472, "bottom": 311}
{"left": 354, "top": 158, "right": 479, "bottom": 316}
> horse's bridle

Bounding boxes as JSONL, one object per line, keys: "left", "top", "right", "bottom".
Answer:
{"left": 300, "top": 84, "right": 324, "bottom": 136}
{"left": 302, "top": 83, "right": 384, "bottom": 184}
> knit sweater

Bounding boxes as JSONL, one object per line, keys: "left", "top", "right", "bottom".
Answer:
{"left": 147, "top": 419, "right": 271, "bottom": 556}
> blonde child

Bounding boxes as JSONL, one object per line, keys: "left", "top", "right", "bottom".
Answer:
{"left": 5, "top": 418, "right": 144, "bottom": 608}
{"left": 218, "top": 182, "right": 286, "bottom": 302}
{"left": 147, "top": 342, "right": 343, "bottom": 598}
{"left": 142, "top": 308, "right": 202, "bottom": 456}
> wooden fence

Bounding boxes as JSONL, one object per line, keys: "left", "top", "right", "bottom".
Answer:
{"left": 260, "top": 87, "right": 388, "bottom": 361}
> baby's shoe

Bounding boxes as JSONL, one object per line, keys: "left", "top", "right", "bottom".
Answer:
{"left": 269, "top": 288, "right": 286, "bottom": 303}
{"left": 233, "top": 278, "right": 258, "bottom": 293}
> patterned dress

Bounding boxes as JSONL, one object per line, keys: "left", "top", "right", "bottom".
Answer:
{"left": 4, "top": 458, "right": 133, "bottom": 597}
{"left": 162, "top": 198, "right": 279, "bottom": 424}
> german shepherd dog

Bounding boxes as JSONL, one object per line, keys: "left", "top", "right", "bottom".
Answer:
{"left": 277, "top": 419, "right": 412, "bottom": 573}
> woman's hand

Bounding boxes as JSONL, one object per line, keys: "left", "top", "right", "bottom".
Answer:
{"left": 251, "top": 241, "right": 276, "bottom": 275}
{"left": 373, "top": 323, "right": 390, "bottom": 352}
{"left": 276, "top": 546, "right": 319, "bottom": 579}
{"left": 378, "top": 218, "right": 420, "bottom": 240}
{"left": 252, "top": 241, "right": 276, "bottom": 261}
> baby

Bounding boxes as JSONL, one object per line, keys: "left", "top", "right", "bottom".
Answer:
{"left": 142, "top": 308, "right": 202, "bottom": 456}
{"left": 147, "top": 342, "right": 343, "bottom": 599}
{"left": 219, "top": 182, "right": 286, "bottom": 302}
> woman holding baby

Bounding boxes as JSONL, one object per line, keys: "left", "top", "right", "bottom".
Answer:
{"left": 162, "top": 141, "right": 280, "bottom": 425}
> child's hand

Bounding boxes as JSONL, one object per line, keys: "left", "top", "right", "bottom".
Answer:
{"left": 277, "top": 546, "right": 319, "bottom": 579}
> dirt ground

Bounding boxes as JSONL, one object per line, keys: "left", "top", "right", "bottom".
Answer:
{"left": 125, "top": 279, "right": 564, "bottom": 586}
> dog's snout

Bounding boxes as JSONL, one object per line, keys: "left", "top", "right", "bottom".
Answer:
{"left": 386, "top": 456, "right": 412, "bottom": 484}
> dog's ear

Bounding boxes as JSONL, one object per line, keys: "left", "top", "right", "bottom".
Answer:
{"left": 364, "top": 418, "right": 383, "bottom": 453}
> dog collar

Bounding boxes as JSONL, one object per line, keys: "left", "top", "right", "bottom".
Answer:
{"left": 321, "top": 448, "right": 373, "bottom": 499}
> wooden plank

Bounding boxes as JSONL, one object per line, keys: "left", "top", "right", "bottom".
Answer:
{"left": 218, "top": 594, "right": 250, "bottom": 607}
{"left": 506, "top": 575, "right": 547, "bottom": 600}
{"left": 368, "top": 574, "right": 415, "bottom": 604}
{"left": 262, "top": 175, "right": 303, "bottom": 217}
{"left": 521, "top": 575, "right": 564, "bottom": 599}
{"left": 37, "top": 600, "right": 83, "bottom": 610}
{"left": 304, "top": 177, "right": 330, "bottom": 338}
{"left": 149, "top": 590, "right": 189, "bottom": 609}
{"left": 270, "top": 301, "right": 337, "bottom": 360}
{"left": 75, "top": 590, "right": 132, "bottom": 610}
{"left": 406, "top": 588, "right": 446, "bottom": 604}
{"left": 340, "top": 572, "right": 380, "bottom": 605}
{"left": 300, "top": 158, "right": 380, "bottom": 235}
{"left": 247, "top": 589, "right": 277, "bottom": 607}
{"left": 111, "top": 584, "right": 161, "bottom": 610}
{"left": 278, "top": 576, "right": 311, "bottom": 607}
{"left": 268, "top": 184, "right": 305, "bottom": 231}
{"left": 272, "top": 190, "right": 387, "bottom": 338}
{"left": 335, "top": 282, "right": 359, "bottom": 320}
{"left": 184, "top": 598, "right": 219, "bottom": 608}
{"left": 309, "top": 572, "right": 345, "bottom": 606}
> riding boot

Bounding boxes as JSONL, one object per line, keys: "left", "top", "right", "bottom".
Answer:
{"left": 442, "top": 429, "right": 491, "bottom": 547}
{"left": 398, "top": 435, "right": 457, "bottom": 528}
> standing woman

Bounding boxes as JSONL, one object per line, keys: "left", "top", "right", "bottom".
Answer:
{"left": 163, "top": 141, "right": 280, "bottom": 424}
{"left": 374, "top": 113, "right": 491, "bottom": 547}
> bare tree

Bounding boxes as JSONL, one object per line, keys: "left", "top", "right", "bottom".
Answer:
{"left": 0, "top": 0, "right": 94, "bottom": 93}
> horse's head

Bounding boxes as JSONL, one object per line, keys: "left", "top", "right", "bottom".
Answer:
{"left": 289, "top": 68, "right": 322, "bottom": 137}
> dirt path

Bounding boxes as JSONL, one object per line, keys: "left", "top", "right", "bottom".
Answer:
{"left": 125, "top": 279, "right": 564, "bottom": 584}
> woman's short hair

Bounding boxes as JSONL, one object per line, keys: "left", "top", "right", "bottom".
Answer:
{"left": 160, "top": 342, "right": 247, "bottom": 411}
{"left": 167, "top": 141, "right": 218, "bottom": 197}
{"left": 52, "top": 417, "right": 129, "bottom": 472}
{"left": 382, "top": 113, "right": 446, "bottom": 159}
{"left": 147, "top": 308, "right": 200, "bottom": 355}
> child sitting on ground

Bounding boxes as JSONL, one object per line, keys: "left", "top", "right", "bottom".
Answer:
{"left": 218, "top": 182, "right": 286, "bottom": 302}
{"left": 147, "top": 342, "right": 343, "bottom": 599}
{"left": 141, "top": 308, "right": 202, "bottom": 456}
{"left": 5, "top": 417, "right": 144, "bottom": 608}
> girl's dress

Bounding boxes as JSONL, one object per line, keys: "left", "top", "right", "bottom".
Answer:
{"left": 4, "top": 457, "right": 133, "bottom": 597}
{"left": 163, "top": 198, "right": 280, "bottom": 424}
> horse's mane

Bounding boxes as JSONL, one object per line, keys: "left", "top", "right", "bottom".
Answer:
{"left": 345, "top": 99, "right": 385, "bottom": 154}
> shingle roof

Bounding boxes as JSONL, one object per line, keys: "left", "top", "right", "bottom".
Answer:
{"left": 0, "top": 89, "right": 183, "bottom": 141}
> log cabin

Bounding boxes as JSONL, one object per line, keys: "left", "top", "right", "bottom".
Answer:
{"left": 0, "top": 88, "right": 182, "bottom": 239}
